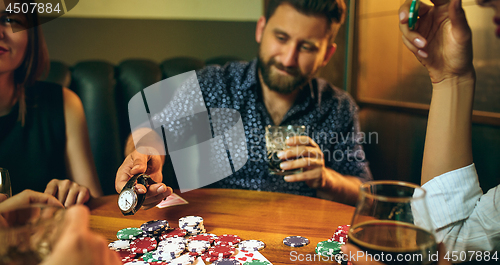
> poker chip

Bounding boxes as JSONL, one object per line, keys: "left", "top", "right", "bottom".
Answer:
{"left": 316, "top": 240, "right": 342, "bottom": 256}
{"left": 187, "top": 240, "right": 211, "bottom": 253}
{"left": 168, "top": 253, "right": 196, "bottom": 265}
{"left": 159, "top": 227, "right": 187, "bottom": 240}
{"left": 109, "top": 240, "right": 131, "bottom": 250}
{"left": 214, "top": 234, "right": 241, "bottom": 246}
{"left": 156, "top": 242, "right": 186, "bottom": 257}
{"left": 283, "top": 236, "right": 309, "bottom": 247}
{"left": 141, "top": 220, "right": 169, "bottom": 233}
{"left": 141, "top": 252, "right": 160, "bottom": 263}
{"left": 331, "top": 225, "right": 350, "bottom": 244}
{"left": 209, "top": 245, "right": 236, "bottom": 258}
{"left": 213, "top": 258, "right": 240, "bottom": 265}
{"left": 238, "top": 240, "right": 265, "bottom": 251}
{"left": 121, "top": 256, "right": 136, "bottom": 264}
{"left": 159, "top": 237, "right": 188, "bottom": 247}
{"left": 179, "top": 216, "right": 204, "bottom": 226}
{"left": 117, "top": 228, "right": 143, "bottom": 240}
{"left": 129, "top": 237, "right": 157, "bottom": 254}
{"left": 149, "top": 262, "right": 169, "bottom": 265}
{"left": 189, "top": 233, "right": 217, "bottom": 244}
{"left": 116, "top": 249, "right": 136, "bottom": 259}
{"left": 123, "top": 261, "right": 149, "bottom": 265}
{"left": 242, "top": 260, "right": 271, "bottom": 265}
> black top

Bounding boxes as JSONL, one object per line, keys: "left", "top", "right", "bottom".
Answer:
{"left": 0, "top": 81, "right": 67, "bottom": 195}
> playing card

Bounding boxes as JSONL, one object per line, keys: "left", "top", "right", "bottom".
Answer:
{"left": 155, "top": 192, "right": 189, "bottom": 208}
{"left": 232, "top": 248, "right": 273, "bottom": 264}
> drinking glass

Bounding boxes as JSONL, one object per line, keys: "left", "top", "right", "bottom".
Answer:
{"left": 0, "top": 204, "right": 65, "bottom": 265}
{"left": 265, "top": 125, "right": 306, "bottom": 175}
{"left": 0, "top": 168, "right": 12, "bottom": 197}
{"left": 348, "top": 181, "right": 437, "bottom": 265}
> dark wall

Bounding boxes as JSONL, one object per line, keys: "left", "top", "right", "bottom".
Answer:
{"left": 41, "top": 16, "right": 347, "bottom": 89}
{"left": 41, "top": 18, "right": 260, "bottom": 65}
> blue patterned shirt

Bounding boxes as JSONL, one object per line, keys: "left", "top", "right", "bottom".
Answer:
{"left": 154, "top": 59, "right": 372, "bottom": 197}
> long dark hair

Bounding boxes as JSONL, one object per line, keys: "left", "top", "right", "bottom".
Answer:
{"left": 12, "top": 0, "right": 50, "bottom": 125}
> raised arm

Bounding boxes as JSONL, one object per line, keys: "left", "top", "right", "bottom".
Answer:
{"left": 399, "top": 0, "right": 475, "bottom": 184}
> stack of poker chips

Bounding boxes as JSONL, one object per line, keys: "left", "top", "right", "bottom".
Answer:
{"left": 141, "top": 219, "right": 169, "bottom": 236}
{"left": 329, "top": 225, "right": 349, "bottom": 244}
{"left": 179, "top": 215, "right": 206, "bottom": 235}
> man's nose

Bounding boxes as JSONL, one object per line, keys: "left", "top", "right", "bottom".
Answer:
{"left": 280, "top": 43, "right": 299, "bottom": 68}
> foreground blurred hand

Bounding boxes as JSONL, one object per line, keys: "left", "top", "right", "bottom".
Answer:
{"left": 41, "top": 205, "right": 121, "bottom": 265}
{"left": 341, "top": 243, "right": 451, "bottom": 265}
{"left": 115, "top": 148, "right": 172, "bottom": 210}
{"left": 44, "top": 179, "right": 91, "bottom": 207}
{"left": 0, "top": 190, "right": 63, "bottom": 227}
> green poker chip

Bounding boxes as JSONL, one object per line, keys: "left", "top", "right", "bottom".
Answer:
{"left": 117, "top": 227, "right": 143, "bottom": 240}
{"left": 408, "top": 0, "right": 420, "bottom": 31}
{"left": 315, "top": 240, "right": 342, "bottom": 256}
{"left": 242, "top": 260, "right": 271, "bottom": 265}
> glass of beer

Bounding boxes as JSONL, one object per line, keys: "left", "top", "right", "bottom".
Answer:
{"left": 265, "top": 125, "right": 306, "bottom": 175}
{"left": 0, "top": 204, "right": 65, "bottom": 265}
{"left": 348, "top": 181, "right": 437, "bottom": 265}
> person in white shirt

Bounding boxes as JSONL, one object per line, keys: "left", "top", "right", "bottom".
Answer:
{"left": 343, "top": 0, "right": 499, "bottom": 263}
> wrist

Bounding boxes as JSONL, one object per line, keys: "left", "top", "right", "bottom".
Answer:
{"left": 431, "top": 70, "right": 476, "bottom": 89}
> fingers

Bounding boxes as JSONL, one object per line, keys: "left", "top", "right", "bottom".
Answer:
{"left": 283, "top": 168, "right": 322, "bottom": 182}
{"left": 142, "top": 184, "right": 173, "bottom": 210}
{"left": 115, "top": 150, "right": 164, "bottom": 193}
{"left": 0, "top": 189, "right": 63, "bottom": 213}
{"left": 45, "top": 180, "right": 90, "bottom": 207}
{"left": 448, "top": 0, "right": 471, "bottom": 42}
{"left": 278, "top": 146, "right": 323, "bottom": 161}
{"left": 285, "top": 136, "right": 318, "bottom": 147}
{"left": 280, "top": 157, "right": 324, "bottom": 171}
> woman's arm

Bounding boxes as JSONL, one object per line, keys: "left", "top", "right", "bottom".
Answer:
{"left": 61, "top": 88, "right": 103, "bottom": 198}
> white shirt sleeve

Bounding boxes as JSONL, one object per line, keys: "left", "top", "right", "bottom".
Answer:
{"left": 422, "top": 164, "right": 500, "bottom": 252}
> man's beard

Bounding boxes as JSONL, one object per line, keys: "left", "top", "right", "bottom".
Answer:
{"left": 257, "top": 54, "right": 311, "bottom": 95}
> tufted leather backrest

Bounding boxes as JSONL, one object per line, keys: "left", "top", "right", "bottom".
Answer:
{"left": 43, "top": 57, "right": 208, "bottom": 194}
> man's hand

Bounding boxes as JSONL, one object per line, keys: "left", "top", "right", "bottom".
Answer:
{"left": 44, "top": 179, "right": 91, "bottom": 207}
{"left": 278, "top": 136, "right": 328, "bottom": 189}
{"left": 115, "top": 148, "right": 172, "bottom": 210}
{"left": 41, "top": 205, "right": 122, "bottom": 265}
{"left": 399, "top": 0, "right": 473, "bottom": 83}
{"left": 0, "top": 190, "right": 63, "bottom": 228}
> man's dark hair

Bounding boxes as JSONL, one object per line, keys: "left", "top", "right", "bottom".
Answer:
{"left": 265, "top": 0, "right": 346, "bottom": 39}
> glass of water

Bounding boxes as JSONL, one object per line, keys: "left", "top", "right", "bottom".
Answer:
{"left": 265, "top": 125, "right": 306, "bottom": 175}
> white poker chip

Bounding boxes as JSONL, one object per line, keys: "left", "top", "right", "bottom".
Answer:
{"left": 169, "top": 253, "right": 197, "bottom": 265}
{"left": 238, "top": 240, "right": 265, "bottom": 251}
{"left": 108, "top": 240, "right": 130, "bottom": 250}
{"left": 123, "top": 261, "right": 149, "bottom": 265}
{"left": 179, "top": 216, "right": 204, "bottom": 227}
{"left": 160, "top": 237, "right": 188, "bottom": 246}
{"left": 187, "top": 240, "right": 211, "bottom": 253}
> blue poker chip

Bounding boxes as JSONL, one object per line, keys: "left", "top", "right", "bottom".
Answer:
{"left": 213, "top": 259, "right": 240, "bottom": 265}
{"left": 283, "top": 236, "right": 309, "bottom": 247}
{"left": 141, "top": 220, "right": 169, "bottom": 233}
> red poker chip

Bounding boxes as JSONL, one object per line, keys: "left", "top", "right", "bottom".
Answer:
{"left": 214, "top": 234, "right": 241, "bottom": 246}
{"left": 129, "top": 237, "right": 157, "bottom": 254}
{"left": 116, "top": 249, "right": 136, "bottom": 259}
{"left": 201, "top": 252, "right": 236, "bottom": 263}
{"left": 121, "top": 256, "right": 139, "bottom": 264}
{"left": 159, "top": 227, "right": 187, "bottom": 240}
{"left": 190, "top": 234, "right": 216, "bottom": 244}
{"left": 209, "top": 245, "right": 236, "bottom": 258}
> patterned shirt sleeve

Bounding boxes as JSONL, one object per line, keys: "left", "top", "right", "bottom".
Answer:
{"left": 422, "top": 164, "right": 500, "bottom": 252}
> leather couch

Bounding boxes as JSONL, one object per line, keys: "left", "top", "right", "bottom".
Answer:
{"left": 44, "top": 56, "right": 240, "bottom": 195}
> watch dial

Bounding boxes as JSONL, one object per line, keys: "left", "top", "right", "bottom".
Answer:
{"left": 118, "top": 190, "right": 135, "bottom": 211}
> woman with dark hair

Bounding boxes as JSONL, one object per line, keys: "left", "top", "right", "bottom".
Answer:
{"left": 0, "top": 0, "right": 102, "bottom": 206}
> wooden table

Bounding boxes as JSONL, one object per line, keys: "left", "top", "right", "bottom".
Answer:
{"left": 88, "top": 189, "right": 355, "bottom": 264}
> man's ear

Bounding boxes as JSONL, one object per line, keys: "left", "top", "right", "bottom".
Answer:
{"left": 255, "top": 16, "right": 266, "bottom": 44}
{"left": 321, "top": 43, "right": 337, "bottom": 67}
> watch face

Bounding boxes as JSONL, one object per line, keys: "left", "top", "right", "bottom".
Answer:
{"left": 118, "top": 189, "right": 137, "bottom": 212}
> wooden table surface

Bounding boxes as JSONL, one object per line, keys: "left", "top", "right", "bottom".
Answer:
{"left": 88, "top": 188, "right": 355, "bottom": 264}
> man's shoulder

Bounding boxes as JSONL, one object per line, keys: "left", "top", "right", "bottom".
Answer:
{"left": 314, "top": 78, "right": 358, "bottom": 111}
{"left": 196, "top": 59, "right": 256, "bottom": 85}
